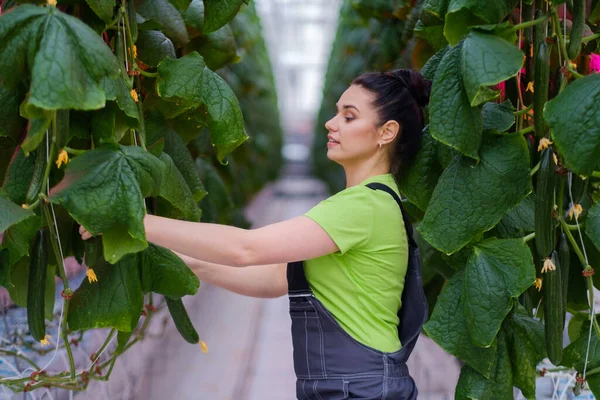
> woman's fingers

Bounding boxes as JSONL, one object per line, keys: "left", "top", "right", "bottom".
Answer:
{"left": 79, "top": 225, "right": 93, "bottom": 241}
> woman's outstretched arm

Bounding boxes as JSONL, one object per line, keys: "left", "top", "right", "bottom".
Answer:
{"left": 173, "top": 252, "right": 288, "bottom": 299}
{"left": 142, "top": 214, "right": 338, "bottom": 267}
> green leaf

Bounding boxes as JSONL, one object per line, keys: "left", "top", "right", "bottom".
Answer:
{"left": 156, "top": 52, "right": 248, "bottom": 161}
{"left": 398, "top": 126, "right": 443, "bottom": 211}
{"left": 563, "top": 322, "right": 600, "bottom": 371}
{"left": 202, "top": 0, "right": 245, "bottom": 33}
{"left": 197, "top": 157, "right": 233, "bottom": 209}
{"left": 137, "top": 0, "right": 189, "bottom": 45}
{"left": 91, "top": 104, "right": 116, "bottom": 144}
{"left": 0, "top": 85, "right": 26, "bottom": 142}
{"left": 429, "top": 42, "right": 482, "bottom": 160}
{"left": 136, "top": 30, "right": 176, "bottom": 67}
{"left": 139, "top": 244, "right": 199, "bottom": 298}
{"left": 420, "top": 0, "right": 449, "bottom": 25}
{"left": 463, "top": 238, "right": 535, "bottom": 347}
{"left": 19, "top": 99, "right": 52, "bottom": 155}
{"left": 8, "top": 258, "right": 56, "bottom": 320}
{"left": 546, "top": 74, "right": 600, "bottom": 176}
{"left": 504, "top": 307, "right": 546, "bottom": 398}
{"left": 444, "top": 0, "right": 519, "bottom": 45}
{"left": 185, "top": 25, "right": 239, "bottom": 70}
{"left": 0, "top": 191, "right": 34, "bottom": 232}
{"left": 482, "top": 100, "right": 515, "bottom": 133}
{"left": 183, "top": 0, "right": 204, "bottom": 36}
{"left": 1, "top": 215, "right": 41, "bottom": 266}
{"left": 461, "top": 31, "right": 524, "bottom": 107}
{"left": 0, "top": 5, "right": 119, "bottom": 109}
{"left": 568, "top": 312, "right": 588, "bottom": 342}
{"left": 455, "top": 332, "right": 513, "bottom": 400}
{"left": 587, "top": 202, "right": 600, "bottom": 252}
{"left": 420, "top": 45, "right": 450, "bottom": 81}
{"left": 68, "top": 254, "right": 143, "bottom": 332}
{"left": 101, "top": 75, "right": 141, "bottom": 122}
{"left": 492, "top": 194, "right": 535, "bottom": 239}
{"left": 163, "top": 123, "right": 207, "bottom": 201}
{"left": 1, "top": 147, "right": 35, "bottom": 205}
{"left": 158, "top": 153, "right": 202, "bottom": 221}
{"left": 85, "top": 0, "right": 115, "bottom": 22}
{"left": 423, "top": 269, "right": 497, "bottom": 378}
{"left": 418, "top": 134, "right": 532, "bottom": 254}
{"left": 49, "top": 146, "right": 164, "bottom": 264}
{"left": 116, "top": 330, "right": 135, "bottom": 353}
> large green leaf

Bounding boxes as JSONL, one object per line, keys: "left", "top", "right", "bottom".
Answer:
{"left": 587, "top": 202, "right": 600, "bottom": 252}
{"left": 420, "top": 0, "right": 448, "bottom": 25}
{"left": 158, "top": 153, "right": 202, "bottom": 221}
{"left": 139, "top": 244, "right": 199, "bottom": 298}
{"left": 0, "top": 191, "right": 34, "bottom": 232}
{"left": 49, "top": 146, "right": 164, "bottom": 264}
{"left": 463, "top": 238, "right": 535, "bottom": 347}
{"left": 546, "top": 74, "right": 600, "bottom": 176}
{"left": 455, "top": 332, "right": 513, "bottom": 400}
{"left": 68, "top": 254, "right": 143, "bottom": 332}
{"left": 156, "top": 52, "right": 248, "bottom": 161}
{"left": 0, "top": 5, "right": 119, "bottom": 110}
{"left": 0, "top": 85, "right": 26, "bottom": 142}
{"left": 1, "top": 147, "right": 36, "bottom": 205}
{"left": 563, "top": 324, "right": 600, "bottom": 372}
{"left": 101, "top": 75, "right": 141, "bottom": 122}
{"left": 429, "top": 42, "right": 482, "bottom": 160}
{"left": 183, "top": 0, "right": 204, "bottom": 36}
{"left": 504, "top": 307, "right": 546, "bottom": 399}
{"left": 461, "top": 31, "right": 523, "bottom": 107}
{"left": 202, "top": 0, "right": 245, "bottom": 33}
{"left": 136, "top": 30, "right": 176, "bottom": 67}
{"left": 423, "top": 269, "right": 497, "bottom": 378}
{"left": 492, "top": 194, "right": 535, "bottom": 239}
{"left": 445, "top": 0, "right": 519, "bottom": 45}
{"left": 418, "top": 134, "right": 532, "bottom": 254}
{"left": 137, "top": 0, "right": 189, "bottom": 45}
{"left": 85, "top": 0, "right": 115, "bottom": 22}
{"left": 398, "top": 126, "right": 443, "bottom": 211}
{"left": 197, "top": 157, "right": 233, "bottom": 209}
{"left": 420, "top": 45, "right": 450, "bottom": 80}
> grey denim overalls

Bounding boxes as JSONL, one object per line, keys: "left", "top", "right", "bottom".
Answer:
{"left": 287, "top": 182, "right": 428, "bottom": 399}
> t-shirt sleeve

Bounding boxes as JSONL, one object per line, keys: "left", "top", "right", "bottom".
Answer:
{"left": 304, "top": 186, "right": 373, "bottom": 254}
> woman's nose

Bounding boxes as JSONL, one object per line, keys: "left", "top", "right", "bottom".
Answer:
{"left": 325, "top": 116, "right": 336, "bottom": 132}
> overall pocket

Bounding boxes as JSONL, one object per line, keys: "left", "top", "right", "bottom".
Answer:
{"left": 289, "top": 296, "right": 326, "bottom": 379}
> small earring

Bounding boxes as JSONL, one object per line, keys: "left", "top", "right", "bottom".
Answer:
{"left": 378, "top": 142, "right": 382, "bottom": 150}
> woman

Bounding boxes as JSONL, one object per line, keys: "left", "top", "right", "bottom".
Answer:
{"left": 81, "top": 69, "right": 430, "bottom": 399}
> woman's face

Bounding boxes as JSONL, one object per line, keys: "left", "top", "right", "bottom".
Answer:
{"left": 324, "top": 85, "right": 381, "bottom": 166}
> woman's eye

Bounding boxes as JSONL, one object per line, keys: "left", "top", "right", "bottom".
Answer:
{"left": 345, "top": 117, "right": 354, "bottom": 122}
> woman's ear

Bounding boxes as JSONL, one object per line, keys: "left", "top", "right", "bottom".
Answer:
{"left": 379, "top": 120, "right": 400, "bottom": 145}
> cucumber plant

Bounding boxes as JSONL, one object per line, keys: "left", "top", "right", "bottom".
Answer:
{"left": 317, "top": 0, "right": 600, "bottom": 397}
{"left": 0, "top": 0, "right": 282, "bottom": 394}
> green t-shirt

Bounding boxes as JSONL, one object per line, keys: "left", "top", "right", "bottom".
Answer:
{"left": 304, "top": 173, "right": 408, "bottom": 353}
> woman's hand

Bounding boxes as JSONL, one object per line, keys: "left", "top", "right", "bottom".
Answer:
{"left": 79, "top": 225, "right": 94, "bottom": 241}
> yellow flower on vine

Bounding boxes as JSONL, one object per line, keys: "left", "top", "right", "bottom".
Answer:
{"left": 56, "top": 149, "right": 69, "bottom": 168}
{"left": 22, "top": 204, "right": 28, "bottom": 209}
{"left": 568, "top": 203, "right": 583, "bottom": 220}
{"left": 541, "top": 257, "right": 556, "bottom": 273}
{"left": 534, "top": 277, "right": 542, "bottom": 291}
{"left": 537, "top": 138, "right": 553, "bottom": 152}
{"left": 526, "top": 81, "right": 534, "bottom": 93}
{"left": 132, "top": 45, "right": 138, "bottom": 58}
{"left": 47, "top": 0, "right": 57, "bottom": 6}
{"left": 86, "top": 267, "right": 98, "bottom": 283}
{"left": 130, "top": 89, "right": 139, "bottom": 103}
{"left": 199, "top": 340, "right": 208, "bottom": 353}
{"left": 40, "top": 334, "right": 52, "bottom": 347}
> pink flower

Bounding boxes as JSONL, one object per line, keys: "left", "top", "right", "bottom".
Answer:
{"left": 590, "top": 54, "right": 600, "bottom": 73}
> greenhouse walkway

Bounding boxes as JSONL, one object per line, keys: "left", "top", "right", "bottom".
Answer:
{"left": 134, "top": 164, "right": 460, "bottom": 400}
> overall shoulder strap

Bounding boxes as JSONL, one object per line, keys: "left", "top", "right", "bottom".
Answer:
{"left": 365, "top": 182, "right": 417, "bottom": 248}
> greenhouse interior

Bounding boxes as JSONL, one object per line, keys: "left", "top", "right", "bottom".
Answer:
{"left": 0, "top": 0, "right": 600, "bottom": 398}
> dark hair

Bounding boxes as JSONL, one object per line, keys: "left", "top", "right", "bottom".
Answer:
{"left": 351, "top": 69, "right": 432, "bottom": 183}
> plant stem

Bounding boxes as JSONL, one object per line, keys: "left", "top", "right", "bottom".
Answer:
{"left": 514, "top": 126, "right": 535, "bottom": 136}
{"left": 137, "top": 69, "right": 158, "bottom": 78}
{"left": 523, "top": 232, "right": 536, "bottom": 242}
{"left": 103, "top": 7, "right": 123, "bottom": 33}
{"left": 88, "top": 329, "right": 116, "bottom": 373}
{"left": 592, "top": 171, "right": 600, "bottom": 179}
{"left": 514, "top": 104, "right": 533, "bottom": 116}
{"left": 565, "top": 222, "right": 584, "bottom": 230}
{"left": 560, "top": 219, "right": 587, "bottom": 266}
{"left": 0, "top": 351, "right": 40, "bottom": 370}
{"left": 512, "top": 14, "right": 549, "bottom": 32}
{"left": 63, "top": 146, "right": 87, "bottom": 155}
{"left": 551, "top": 7, "right": 569, "bottom": 63}
{"left": 39, "top": 117, "right": 57, "bottom": 196}
{"left": 582, "top": 32, "right": 600, "bottom": 43}
{"left": 530, "top": 160, "right": 541, "bottom": 176}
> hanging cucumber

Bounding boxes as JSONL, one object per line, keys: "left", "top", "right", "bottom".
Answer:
{"left": 535, "top": 147, "right": 557, "bottom": 260}
{"left": 25, "top": 140, "right": 47, "bottom": 205}
{"left": 27, "top": 228, "right": 49, "bottom": 342}
{"left": 55, "top": 110, "right": 70, "bottom": 150}
{"left": 543, "top": 250, "right": 563, "bottom": 365}
{"left": 166, "top": 297, "right": 199, "bottom": 344}
{"left": 534, "top": 40, "right": 550, "bottom": 138}
{"left": 126, "top": 0, "right": 138, "bottom": 43}
{"left": 567, "top": 0, "right": 585, "bottom": 60}
{"left": 558, "top": 232, "right": 570, "bottom": 327}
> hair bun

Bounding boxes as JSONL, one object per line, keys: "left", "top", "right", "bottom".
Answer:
{"left": 390, "top": 69, "right": 432, "bottom": 108}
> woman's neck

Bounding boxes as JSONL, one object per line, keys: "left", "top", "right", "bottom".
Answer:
{"left": 344, "top": 163, "right": 390, "bottom": 188}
